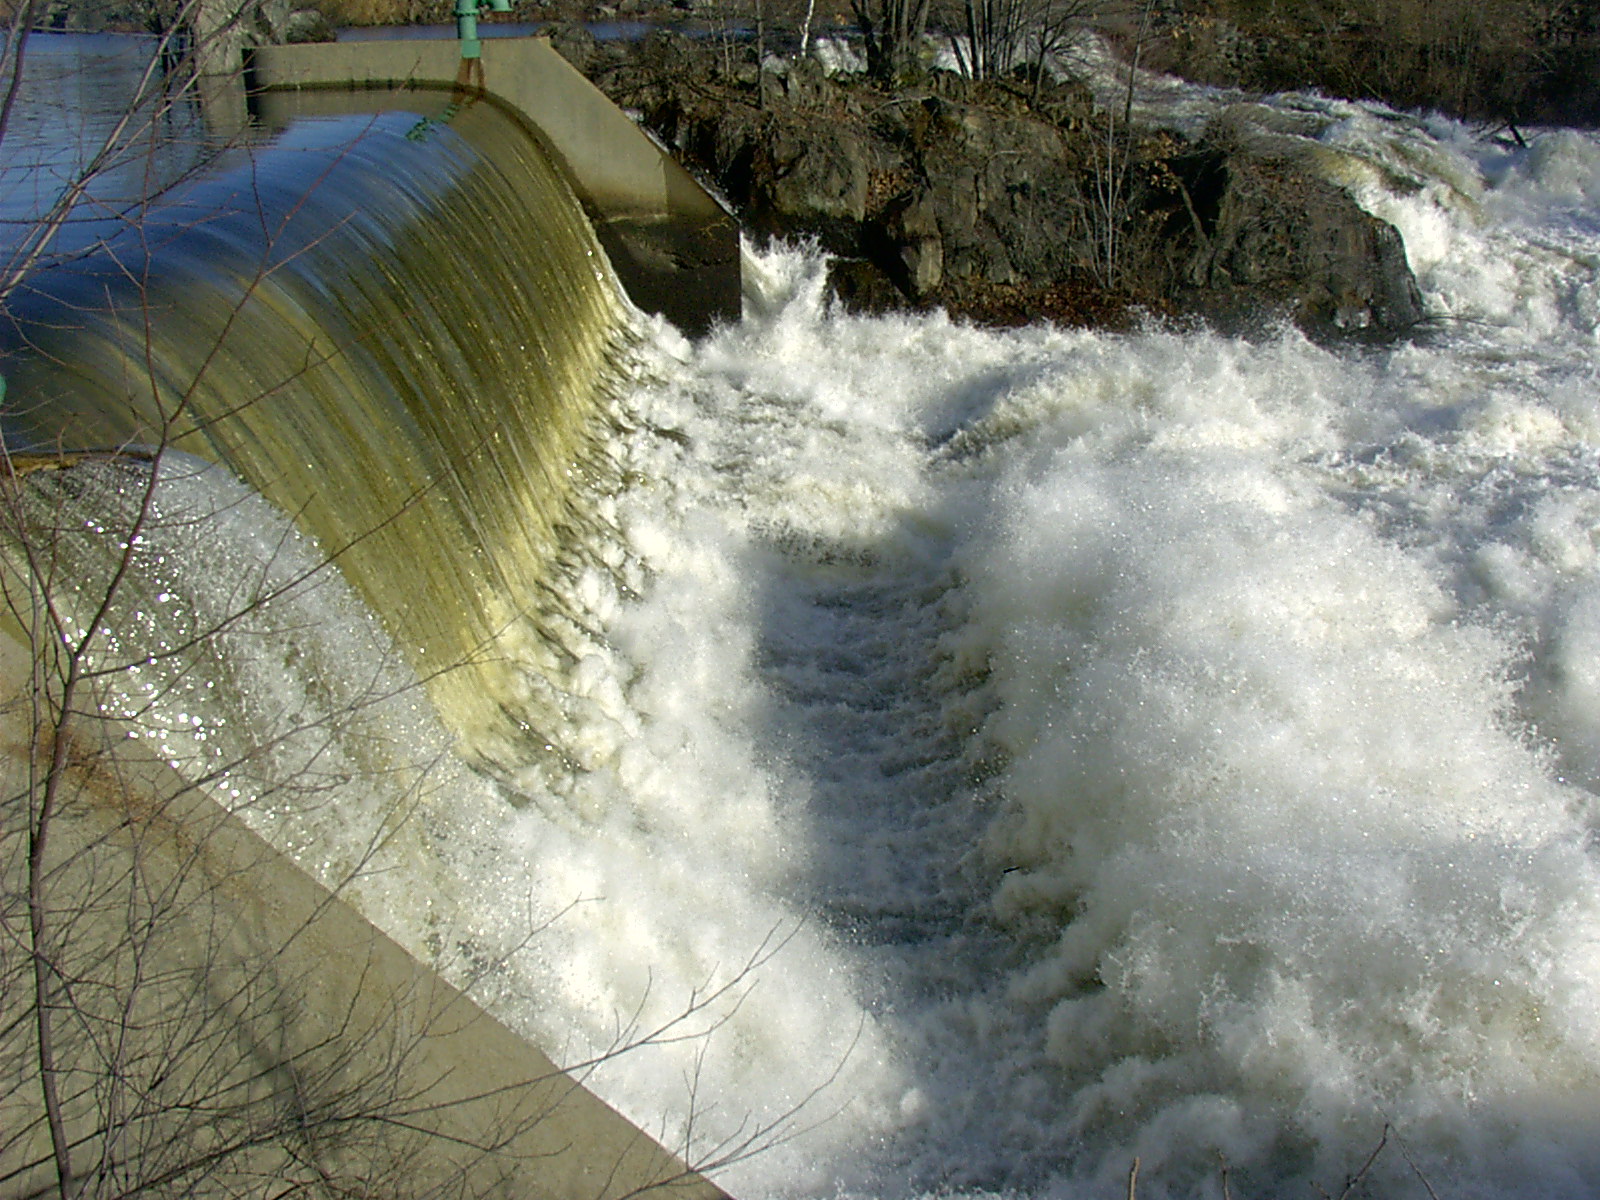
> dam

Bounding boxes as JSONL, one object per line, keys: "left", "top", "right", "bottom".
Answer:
{"left": 1, "top": 31, "right": 740, "bottom": 762}
{"left": 18, "top": 21, "right": 1600, "bottom": 1200}
{"left": 0, "top": 28, "right": 738, "bottom": 1198}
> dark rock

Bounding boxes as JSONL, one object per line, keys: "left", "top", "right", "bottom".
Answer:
{"left": 883, "top": 184, "right": 942, "bottom": 298}
{"left": 546, "top": 21, "right": 599, "bottom": 73}
{"left": 827, "top": 257, "right": 904, "bottom": 314}
{"left": 761, "top": 123, "right": 871, "bottom": 231}
{"left": 1177, "top": 118, "right": 1425, "bottom": 335}
{"left": 590, "top": 41, "right": 1424, "bottom": 339}
{"left": 283, "top": 7, "right": 335, "bottom": 43}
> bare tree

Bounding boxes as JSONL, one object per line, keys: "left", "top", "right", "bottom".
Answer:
{"left": 0, "top": 444, "right": 488, "bottom": 1196}
{"left": 852, "top": 0, "right": 933, "bottom": 81}
{"left": 0, "top": 0, "right": 250, "bottom": 309}
{"left": 0, "top": 377, "right": 726, "bottom": 1197}
{"left": 947, "top": 0, "right": 1100, "bottom": 85}
{"left": 1083, "top": 0, "right": 1152, "bottom": 287}
{"left": 0, "top": 17, "right": 830, "bottom": 1200}
{"left": 0, "top": 368, "right": 797, "bottom": 1200}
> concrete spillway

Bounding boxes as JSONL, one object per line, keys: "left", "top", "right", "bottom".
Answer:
{"left": 248, "top": 35, "right": 740, "bottom": 337}
{"left": 0, "top": 33, "right": 739, "bottom": 1198}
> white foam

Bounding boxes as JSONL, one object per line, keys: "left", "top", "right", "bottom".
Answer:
{"left": 571, "top": 207, "right": 1600, "bottom": 1196}
{"left": 90, "top": 90, "right": 1600, "bottom": 1200}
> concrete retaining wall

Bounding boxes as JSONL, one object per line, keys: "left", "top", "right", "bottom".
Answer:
{"left": 248, "top": 37, "right": 741, "bottom": 335}
{"left": 0, "top": 626, "right": 730, "bottom": 1199}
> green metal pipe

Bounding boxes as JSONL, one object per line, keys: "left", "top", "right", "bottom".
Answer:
{"left": 455, "top": 0, "right": 511, "bottom": 60}
{"left": 455, "top": 0, "right": 481, "bottom": 59}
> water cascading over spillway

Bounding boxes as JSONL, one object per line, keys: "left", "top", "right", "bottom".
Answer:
{"left": 19, "top": 42, "right": 1600, "bottom": 1200}
{"left": 0, "top": 94, "right": 634, "bottom": 771}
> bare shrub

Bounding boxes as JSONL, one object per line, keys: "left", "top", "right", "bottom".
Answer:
{"left": 0, "top": 16, "right": 794, "bottom": 1199}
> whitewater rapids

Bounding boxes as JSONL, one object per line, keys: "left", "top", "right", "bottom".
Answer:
{"left": 545, "top": 98, "right": 1600, "bottom": 1199}
{"left": 71, "top": 87, "right": 1600, "bottom": 1200}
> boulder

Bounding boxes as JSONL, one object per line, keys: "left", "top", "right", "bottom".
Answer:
{"left": 1175, "top": 118, "right": 1425, "bottom": 335}
{"left": 583, "top": 40, "right": 1425, "bottom": 338}
{"left": 283, "top": 7, "right": 335, "bottom": 42}
{"left": 761, "top": 123, "right": 872, "bottom": 232}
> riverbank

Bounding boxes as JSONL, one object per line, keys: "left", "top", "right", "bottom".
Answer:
{"left": 20, "top": 0, "right": 1548, "bottom": 339}
{"left": 561, "top": 27, "right": 1425, "bottom": 339}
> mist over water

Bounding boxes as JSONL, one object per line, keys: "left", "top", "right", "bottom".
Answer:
{"left": 20, "top": 52, "right": 1600, "bottom": 1199}
{"left": 548, "top": 98, "right": 1600, "bottom": 1197}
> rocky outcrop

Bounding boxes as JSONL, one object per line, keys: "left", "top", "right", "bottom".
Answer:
{"left": 579, "top": 32, "right": 1425, "bottom": 338}
{"left": 1172, "top": 118, "right": 1425, "bottom": 335}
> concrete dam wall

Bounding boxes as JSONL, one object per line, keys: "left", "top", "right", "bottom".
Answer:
{"left": 0, "top": 31, "right": 742, "bottom": 1199}
{"left": 248, "top": 35, "right": 741, "bottom": 337}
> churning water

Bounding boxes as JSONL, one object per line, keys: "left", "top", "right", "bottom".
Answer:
{"left": 11, "top": 35, "right": 1600, "bottom": 1200}
{"left": 524, "top": 100, "right": 1600, "bottom": 1199}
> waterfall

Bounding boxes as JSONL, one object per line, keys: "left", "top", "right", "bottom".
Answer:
{"left": 0, "top": 95, "right": 636, "bottom": 772}
{"left": 13, "top": 40, "right": 1600, "bottom": 1200}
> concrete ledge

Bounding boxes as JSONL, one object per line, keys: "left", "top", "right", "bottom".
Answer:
{"left": 0, "top": 625, "right": 730, "bottom": 1200}
{"left": 248, "top": 37, "right": 741, "bottom": 335}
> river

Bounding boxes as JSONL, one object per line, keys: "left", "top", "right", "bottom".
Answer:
{"left": 7, "top": 30, "right": 1600, "bottom": 1200}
